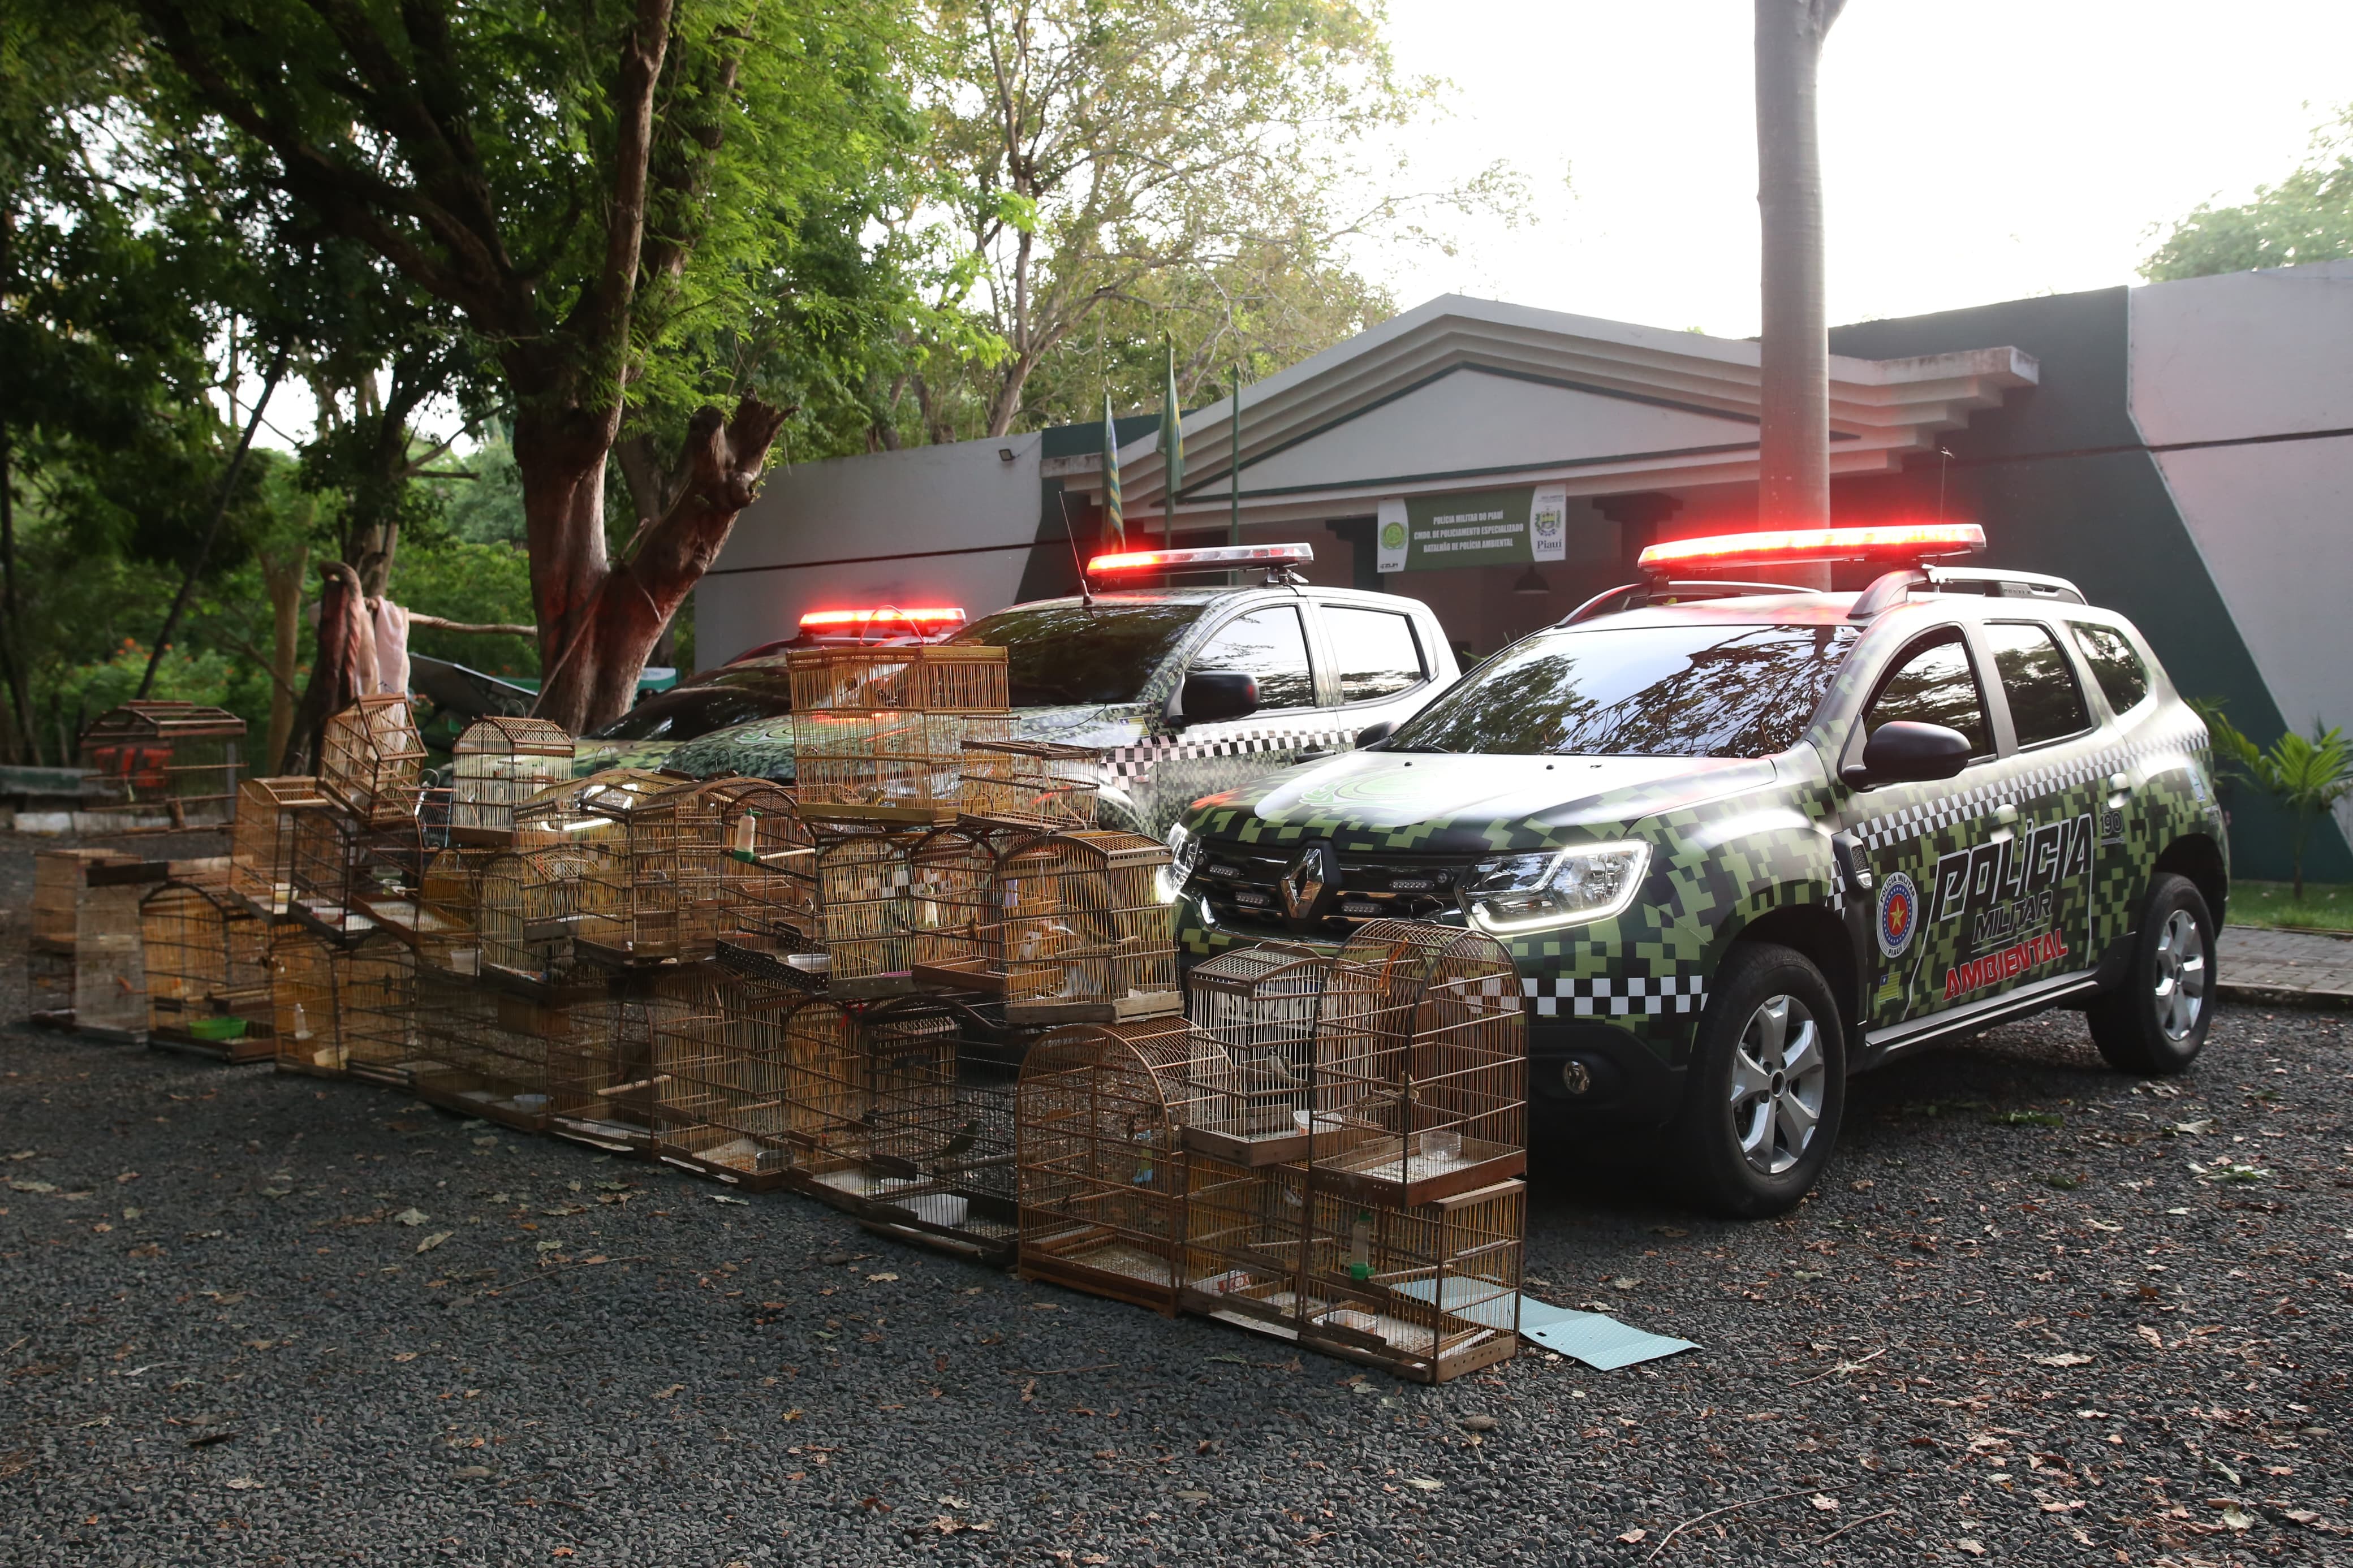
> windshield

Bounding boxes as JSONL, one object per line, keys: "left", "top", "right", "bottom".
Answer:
{"left": 949, "top": 602, "right": 1205, "bottom": 707}
{"left": 1390, "top": 622, "right": 1859, "bottom": 758}
{"left": 586, "top": 683, "right": 793, "bottom": 742}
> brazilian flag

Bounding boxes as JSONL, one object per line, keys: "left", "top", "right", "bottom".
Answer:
{"left": 1101, "top": 390, "right": 1124, "bottom": 549}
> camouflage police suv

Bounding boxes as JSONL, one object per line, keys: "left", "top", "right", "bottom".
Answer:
{"left": 1170, "top": 528, "right": 2226, "bottom": 1216}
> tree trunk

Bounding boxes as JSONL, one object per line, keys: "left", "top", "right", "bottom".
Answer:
{"left": 0, "top": 421, "right": 34, "bottom": 764}
{"left": 510, "top": 399, "right": 619, "bottom": 705}
{"left": 261, "top": 542, "right": 309, "bottom": 769}
{"left": 1755, "top": 0, "right": 1845, "bottom": 588}
{"left": 280, "top": 561, "right": 373, "bottom": 772}
{"left": 531, "top": 397, "right": 787, "bottom": 732}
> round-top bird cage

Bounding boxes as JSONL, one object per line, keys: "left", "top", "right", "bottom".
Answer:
{"left": 449, "top": 717, "right": 576, "bottom": 845}
{"left": 318, "top": 694, "right": 426, "bottom": 826}
{"left": 1180, "top": 941, "right": 1332, "bottom": 1165}
{"left": 703, "top": 783, "right": 915, "bottom": 995}
{"left": 415, "top": 846, "right": 493, "bottom": 973}
{"left": 1014, "top": 1014, "right": 1223, "bottom": 1314}
{"left": 1309, "top": 920, "right": 1527, "bottom": 1206}
{"left": 905, "top": 819, "right": 1038, "bottom": 992}
{"left": 78, "top": 701, "right": 245, "bottom": 832}
{"left": 958, "top": 739, "right": 1104, "bottom": 830}
{"left": 230, "top": 777, "right": 330, "bottom": 918}
{"left": 476, "top": 844, "right": 605, "bottom": 992}
{"left": 269, "top": 928, "right": 342, "bottom": 1076}
{"left": 999, "top": 830, "right": 1179, "bottom": 1023}
{"left": 140, "top": 878, "right": 273, "bottom": 1058}
{"left": 785, "top": 643, "right": 1008, "bottom": 712}
{"left": 518, "top": 771, "right": 719, "bottom": 965}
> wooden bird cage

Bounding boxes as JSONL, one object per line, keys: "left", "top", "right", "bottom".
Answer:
{"left": 905, "top": 820, "right": 1035, "bottom": 993}
{"left": 1181, "top": 942, "right": 1332, "bottom": 1165}
{"left": 545, "top": 969, "right": 715, "bottom": 1154}
{"left": 77, "top": 701, "right": 244, "bottom": 832}
{"left": 413, "top": 847, "right": 493, "bottom": 974}
{"left": 523, "top": 771, "right": 721, "bottom": 966}
{"left": 269, "top": 928, "right": 343, "bottom": 1077}
{"left": 318, "top": 694, "right": 426, "bottom": 826}
{"left": 959, "top": 740, "right": 1104, "bottom": 830}
{"left": 785, "top": 643, "right": 1009, "bottom": 711}
{"left": 795, "top": 1000, "right": 962, "bottom": 1205}
{"left": 1309, "top": 921, "right": 1527, "bottom": 1206}
{"left": 850, "top": 1006, "right": 1028, "bottom": 1262}
{"left": 645, "top": 971, "right": 801, "bottom": 1189}
{"left": 477, "top": 844, "right": 604, "bottom": 994}
{"left": 1292, "top": 1179, "right": 1524, "bottom": 1384}
{"left": 706, "top": 785, "right": 915, "bottom": 998}
{"left": 287, "top": 802, "right": 426, "bottom": 944}
{"left": 999, "top": 831, "right": 1179, "bottom": 1024}
{"left": 1014, "top": 1015, "right": 1223, "bottom": 1314}
{"left": 27, "top": 849, "right": 152, "bottom": 1038}
{"left": 140, "top": 879, "right": 274, "bottom": 1061}
{"left": 331, "top": 932, "right": 420, "bottom": 1085}
{"left": 1180, "top": 1157, "right": 1309, "bottom": 1328}
{"left": 791, "top": 709, "right": 1014, "bottom": 821}
{"left": 230, "top": 778, "right": 329, "bottom": 918}
{"left": 411, "top": 969, "right": 555, "bottom": 1131}
{"left": 449, "top": 718, "right": 576, "bottom": 845}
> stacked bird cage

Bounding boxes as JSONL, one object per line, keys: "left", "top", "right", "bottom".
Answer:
{"left": 331, "top": 932, "right": 420, "bottom": 1085}
{"left": 999, "top": 831, "right": 1180, "bottom": 1023}
{"left": 319, "top": 695, "right": 426, "bottom": 826}
{"left": 646, "top": 971, "right": 800, "bottom": 1189}
{"left": 140, "top": 878, "right": 274, "bottom": 1061}
{"left": 788, "top": 645, "right": 1011, "bottom": 821}
{"left": 476, "top": 844, "right": 605, "bottom": 995}
{"left": 1180, "top": 1156, "right": 1310, "bottom": 1332}
{"left": 286, "top": 801, "right": 426, "bottom": 944}
{"left": 410, "top": 969, "right": 554, "bottom": 1131}
{"left": 230, "top": 777, "right": 331, "bottom": 919}
{"left": 516, "top": 770, "right": 720, "bottom": 967}
{"left": 1014, "top": 1014, "right": 1223, "bottom": 1314}
{"left": 1292, "top": 1177, "right": 1525, "bottom": 1384}
{"left": 25, "top": 849, "right": 150, "bottom": 1038}
{"left": 706, "top": 780, "right": 915, "bottom": 999}
{"left": 959, "top": 739, "right": 1104, "bottom": 830}
{"left": 413, "top": 848, "right": 493, "bottom": 974}
{"left": 449, "top": 718, "right": 576, "bottom": 845}
{"left": 77, "top": 701, "right": 245, "bottom": 832}
{"left": 905, "top": 820, "right": 1030, "bottom": 993}
{"left": 269, "top": 928, "right": 342, "bottom": 1077}
{"left": 852, "top": 1008, "right": 1030, "bottom": 1263}
{"left": 540, "top": 969, "right": 718, "bottom": 1154}
{"left": 1180, "top": 942, "right": 1330, "bottom": 1165}
{"left": 1308, "top": 921, "right": 1527, "bottom": 1206}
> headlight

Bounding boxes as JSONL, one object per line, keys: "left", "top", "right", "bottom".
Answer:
{"left": 1460, "top": 840, "right": 1649, "bottom": 935}
{"left": 1157, "top": 819, "right": 1204, "bottom": 902}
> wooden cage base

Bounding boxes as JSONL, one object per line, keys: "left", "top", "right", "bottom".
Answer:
{"left": 1003, "top": 990, "right": 1180, "bottom": 1025}
{"left": 657, "top": 1148, "right": 796, "bottom": 1194}
{"left": 1187, "top": 1290, "right": 1518, "bottom": 1384}
{"left": 411, "top": 1076, "right": 553, "bottom": 1134}
{"left": 149, "top": 1026, "right": 276, "bottom": 1065}
{"left": 1309, "top": 1146, "right": 1527, "bottom": 1209}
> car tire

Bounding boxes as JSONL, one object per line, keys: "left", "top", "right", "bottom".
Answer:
{"left": 2087, "top": 873, "right": 2214, "bottom": 1077}
{"left": 1671, "top": 942, "right": 1847, "bottom": 1219}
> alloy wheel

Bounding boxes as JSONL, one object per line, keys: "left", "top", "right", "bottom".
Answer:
{"left": 1727, "top": 995, "right": 1826, "bottom": 1177}
{"left": 2153, "top": 906, "right": 2208, "bottom": 1043}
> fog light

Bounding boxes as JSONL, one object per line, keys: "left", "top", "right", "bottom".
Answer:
{"left": 1561, "top": 1059, "right": 1592, "bottom": 1095}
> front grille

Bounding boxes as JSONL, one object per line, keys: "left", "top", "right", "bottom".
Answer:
{"left": 1193, "top": 845, "right": 1469, "bottom": 937}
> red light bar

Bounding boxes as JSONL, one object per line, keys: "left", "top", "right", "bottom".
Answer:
{"left": 798, "top": 606, "right": 966, "bottom": 629}
{"left": 1087, "top": 542, "right": 1315, "bottom": 575}
{"left": 1638, "top": 523, "right": 1985, "bottom": 571}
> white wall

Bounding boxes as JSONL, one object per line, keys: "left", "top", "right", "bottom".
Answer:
{"left": 2131, "top": 261, "right": 2353, "bottom": 840}
{"left": 695, "top": 431, "right": 1045, "bottom": 666}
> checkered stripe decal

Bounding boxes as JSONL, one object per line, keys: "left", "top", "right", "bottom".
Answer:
{"left": 1848, "top": 726, "right": 2209, "bottom": 854}
{"left": 1522, "top": 974, "right": 1708, "bottom": 1018}
{"left": 1102, "top": 727, "right": 1356, "bottom": 784}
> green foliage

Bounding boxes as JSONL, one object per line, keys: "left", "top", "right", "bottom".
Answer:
{"left": 390, "top": 538, "right": 541, "bottom": 681}
{"left": 2142, "top": 106, "right": 2353, "bottom": 280}
{"left": 2203, "top": 705, "right": 2353, "bottom": 898}
{"left": 434, "top": 427, "right": 529, "bottom": 547}
{"left": 2226, "top": 879, "right": 2353, "bottom": 933}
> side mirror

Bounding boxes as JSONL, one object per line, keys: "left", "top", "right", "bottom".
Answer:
{"left": 1845, "top": 720, "right": 1972, "bottom": 788}
{"left": 1171, "top": 670, "right": 1259, "bottom": 727}
{"left": 1354, "top": 720, "right": 1397, "bottom": 749}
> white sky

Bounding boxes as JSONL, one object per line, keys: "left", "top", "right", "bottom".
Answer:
{"left": 1363, "top": 0, "right": 2353, "bottom": 336}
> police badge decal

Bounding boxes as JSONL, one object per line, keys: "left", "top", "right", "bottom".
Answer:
{"left": 1876, "top": 870, "right": 1919, "bottom": 958}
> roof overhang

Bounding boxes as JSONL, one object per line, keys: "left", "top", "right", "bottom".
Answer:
{"left": 1089, "top": 295, "right": 2037, "bottom": 520}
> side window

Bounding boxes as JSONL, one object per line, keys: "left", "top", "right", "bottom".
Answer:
{"left": 1192, "top": 605, "right": 1315, "bottom": 711}
{"left": 1985, "top": 621, "right": 2092, "bottom": 748}
{"left": 1323, "top": 606, "right": 1425, "bottom": 702}
{"left": 1863, "top": 630, "right": 1992, "bottom": 758}
{"left": 2069, "top": 623, "right": 2150, "bottom": 715}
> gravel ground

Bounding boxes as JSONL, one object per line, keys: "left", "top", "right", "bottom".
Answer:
{"left": 3, "top": 836, "right": 2350, "bottom": 1566}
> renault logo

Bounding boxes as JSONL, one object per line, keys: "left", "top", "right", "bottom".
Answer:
{"left": 1280, "top": 843, "right": 1335, "bottom": 923}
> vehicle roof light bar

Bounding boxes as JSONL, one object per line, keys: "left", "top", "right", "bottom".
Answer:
{"left": 1086, "top": 541, "right": 1314, "bottom": 576}
{"left": 1637, "top": 522, "right": 1985, "bottom": 572}
{"left": 798, "top": 606, "right": 967, "bottom": 629}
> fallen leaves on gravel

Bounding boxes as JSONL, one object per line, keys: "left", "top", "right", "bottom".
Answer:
{"left": 416, "top": 1232, "right": 453, "bottom": 1254}
{"left": 1809, "top": 1494, "right": 1838, "bottom": 1512}
{"left": 391, "top": 1208, "right": 428, "bottom": 1226}
{"left": 710, "top": 1195, "right": 748, "bottom": 1206}
{"left": 225, "top": 1478, "right": 260, "bottom": 1491}
{"left": 1954, "top": 1540, "right": 1984, "bottom": 1557}
{"left": 867, "top": 1272, "right": 898, "bottom": 1282}
{"left": 391, "top": 1352, "right": 417, "bottom": 1363}
{"left": 2032, "top": 1351, "right": 2093, "bottom": 1367}
{"left": 1615, "top": 1529, "right": 1646, "bottom": 1544}
{"left": 1402, "top": 1478, "right": 1441, "bottom": 1491}
{"left": 652, "top": 1384, "right": 684, "bottom": 1399}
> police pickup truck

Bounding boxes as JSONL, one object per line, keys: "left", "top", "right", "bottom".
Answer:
{"left": 1169, "top": 525, "right": 2226, "bottom": 1216}
{"left": 580, "top": 544, "right": 1460, "bottom": 838}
